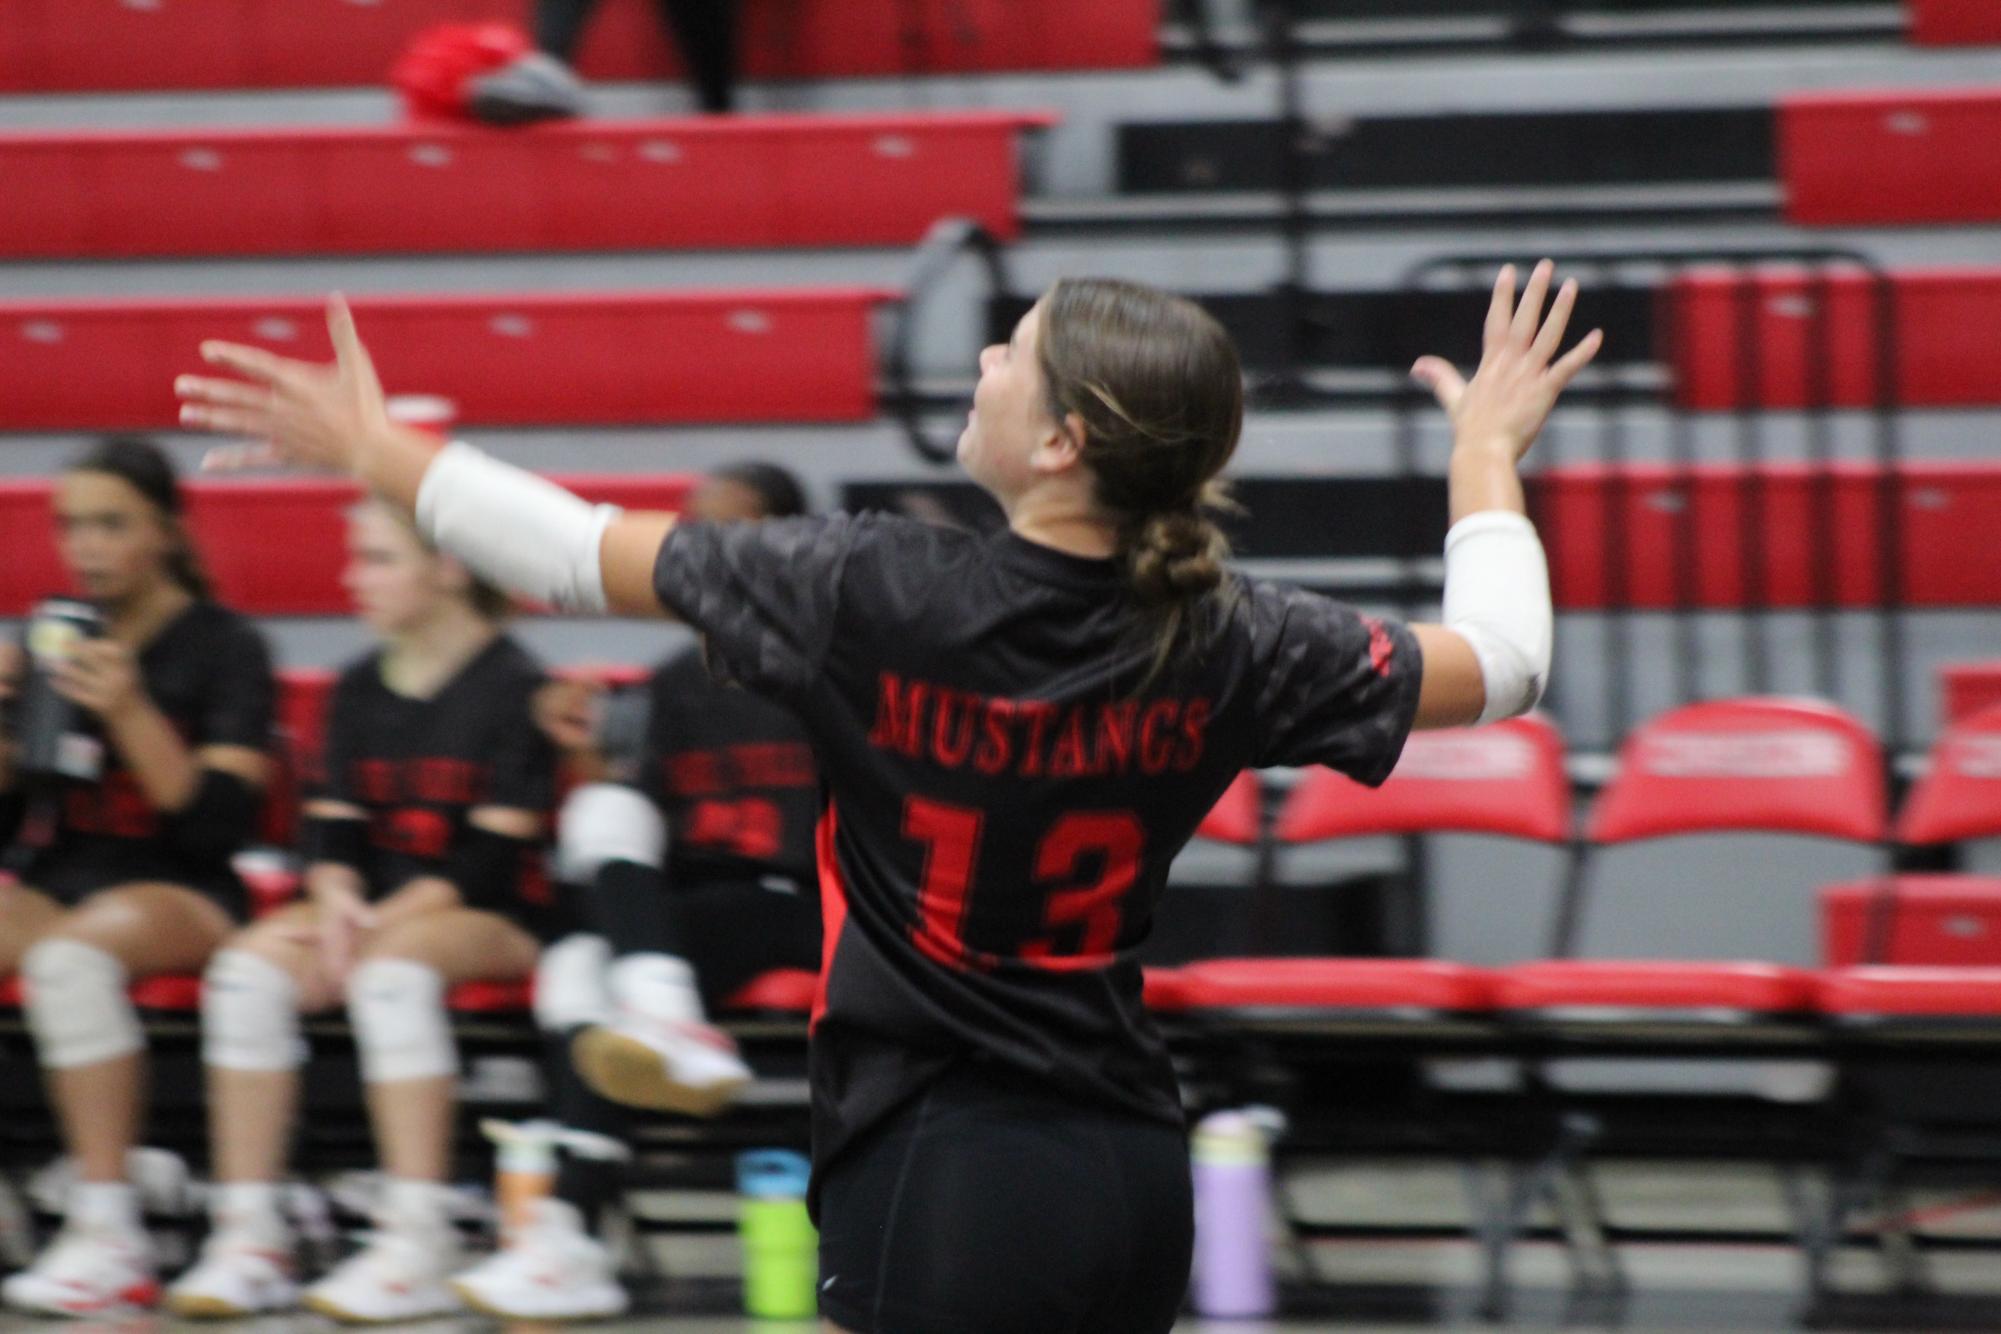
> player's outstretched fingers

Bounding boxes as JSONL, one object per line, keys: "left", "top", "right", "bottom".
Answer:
{"left": 1531, "top": 279, "right": 1580, "bottom": 367}
{"left": 1483, "top": 264, "right": 1517, "bottom": 354}
{"left": 1510, "top": 259, "right": 1556, "bottom": 346}
{"left": 1411, "top": 356, "right": 1468, "bottom": 413}
{"left": 175, "top": 375, "right": 271, "bottom": 411}
{"left": 326, "top": 295, "right": 385, "bottom": 402}
{"left": 179, "top": 404, "right": 271, "bottom": 438}
{"left": 198, "top": 340, "right": 314, "bottom": 393}
{"left": 1548, "top": 328, "right": 1606, "bottom": 391}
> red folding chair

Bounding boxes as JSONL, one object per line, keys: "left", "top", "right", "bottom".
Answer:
{"left": 1495, "top": 698, "right": 1888, "bottom": 1033}
{"left": 1176, "top": 715, "right": 1568, "bottom": 1029}
{"left": 1487, "top": 698, "right": 1887, "bottom": 1308}
{"left": 1170, "top": 718, "right": 1571, "bottom": 1313}
{"left": 1805, "top": 704, "right": 2001, "bottom": 1298}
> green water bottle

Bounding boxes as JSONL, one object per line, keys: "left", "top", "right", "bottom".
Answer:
{"left": 737, "top": 1150, "right": 818, "bottom": 1319}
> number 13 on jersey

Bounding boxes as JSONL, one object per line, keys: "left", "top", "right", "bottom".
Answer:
{"left": 902, "top": 796, "right": 1146, "bottom": 973}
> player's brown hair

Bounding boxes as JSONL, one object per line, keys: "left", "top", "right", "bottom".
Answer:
{"left": 67, "top": 436, "right": 214, "bottom": 601}
{"left": 354, "top": 498, "right": 514, "bottom": 622}
{"left": 1036, "top": 278, "right": 1243, "bottom": 681}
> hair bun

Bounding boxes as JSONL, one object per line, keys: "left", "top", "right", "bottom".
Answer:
{"left": 1129, "top": 509, "right": 1226, "bottom": 606}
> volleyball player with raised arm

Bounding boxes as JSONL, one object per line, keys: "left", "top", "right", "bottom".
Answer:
{"left": 179, "top": 261, "right": 1596, "bottom": 1334}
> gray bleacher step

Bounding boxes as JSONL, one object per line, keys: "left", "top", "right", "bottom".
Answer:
{"left": 1161, "top": 4, "right": 1908, "bottom": 59}
{"left": 1024, "top": 182, "right": 1782, "bottom": 234}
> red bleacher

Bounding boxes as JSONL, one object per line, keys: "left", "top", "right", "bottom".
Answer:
{"left": 1781, "top": 90, "right": 2001, "bottom": 225}
{"left": 0, "top": 289, "right": 888, "bottom": 432}
{"left": 0, "top": 113, "right": 1053, "bottom": 259}
{"left": 1532, "top": 462, "right": 2001, "bottom": 611}
{"left": 0, "top": 0, "right": 1158, "bottom": 92}
{"left": 1668, "top": 268, "right": 2001, "bottom": 410}
{"left": 1908, "top": 1, "right": 2001, "bottom": 46}
{"left": 0, "top": 475, "right": 694, "bottom": 617}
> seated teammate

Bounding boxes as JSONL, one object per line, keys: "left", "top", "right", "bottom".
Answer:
{"left": 454, "top": 464, "right": 824, "bottom": 1321}
{"left": 164, "top": 499, "right": 558, "bottom": 1323}
{"left": 0, "top": 438, "right": 274, "bottom": 1318}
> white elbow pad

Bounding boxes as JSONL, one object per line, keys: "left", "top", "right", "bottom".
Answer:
{"left": 1442, "top": 511, "right": 1552, "bottom": 724}
{"left": 414, "top": 442, "right": 619, "bottom": 613}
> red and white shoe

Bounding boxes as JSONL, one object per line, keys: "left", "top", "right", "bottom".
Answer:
{"left": 572, "top": 1015, "right": 751, "bottom": 1117}
{"left": 453, "top": 1198, "right": 628, "bottom": 1321}
{"left": 165, "top": 1224, "right": 298, "bottom": 1318}
{"left": 301, "top": 1221, "right": 463, "bottom": 1324}
{"left": 1, "top": 1222, "right": 159, "bottom": 1316}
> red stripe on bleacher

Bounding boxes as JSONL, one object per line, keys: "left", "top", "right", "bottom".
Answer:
{"left": 0, "top": 0, "right": 1157, "bottom": 92}
{"left": 0, "top": 290, "right": 888, "bottom": 431}
{"left": 1668, "top": 268, "right": 2001, "bottom": 410}
{"left": 1533, "top": 462, "right": 2001, "bottom": 611}
{"left": 1781, "top": 90, "right": 2001, "bottom": 225}
{"left": 1909, "top": 1, "right": 2001, "bottom": 46}
{"left": 0, "top": 474, "right": 694, "bottom": 617}
{"left": 0, "top": 113, "right": 1053, "bottom": 259}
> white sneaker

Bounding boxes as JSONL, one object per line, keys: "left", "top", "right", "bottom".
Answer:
{"left": 300, "top": 1222, "right": 463, "bottom": 1324}
{"left": 1, "top": 1222, "right": 159, "bottom": 1316}
{"left": 452, "top": 1198, "right": 628, "bottom": 1321}
{"left": 165, "top": 1225, "right": 299, "bottom": 1318}
{"left": 572, "top": 1015, "right": 751, "bottom": 1116}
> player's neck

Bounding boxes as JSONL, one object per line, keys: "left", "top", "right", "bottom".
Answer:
{"left": 1005, "top": 488, "right": 1118, "bottom": 561}
{"left": 104, "top": 577, "right": 193, "bottom": 650}
{"left": 382, "top": 602, "right": 498, "bottom": 700}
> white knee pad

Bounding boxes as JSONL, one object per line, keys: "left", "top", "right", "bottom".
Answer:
{"left": 533, "top": 933, "right": 614, "bottom": 1032}
{"left": 556, "top": 783, "right": 666, "bottom": 885}
{"left": 346, "top": 958, "right": 457, "bottom": 1084}
{"left": 202, "top": 948, "right": 303, "bottom": 1073}
{"left": 22, "top": 938, "right": 142, "bottom": 1070}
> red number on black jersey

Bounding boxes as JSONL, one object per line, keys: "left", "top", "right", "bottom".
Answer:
{"left": 902, "top": 797, "right": 1145, "bottom": 972}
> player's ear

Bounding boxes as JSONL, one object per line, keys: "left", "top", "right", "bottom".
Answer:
{"left": 1032, "top": 412, "right": 1089, "bottom": 477}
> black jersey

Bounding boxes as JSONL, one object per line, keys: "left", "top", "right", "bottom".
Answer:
{"left": 652, "top": 514, "right": 1423, "bottom": 1189}
{"left": 12, "top": 600, "right": 274, "bottom": 882}
{"left": 316, "top": 635, "right": 556, "bottom": 917}
{"left": 641, "top": 646, "right": 819, "bottom": 885}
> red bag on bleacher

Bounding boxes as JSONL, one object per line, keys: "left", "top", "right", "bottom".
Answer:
{"left": 391, "top": 22, "right": 532, "bottom": 122}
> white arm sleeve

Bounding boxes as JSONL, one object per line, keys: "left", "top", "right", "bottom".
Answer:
{"left": 1441, "top": 510, "right": 1552, "bottom": 724}
{"left": 413, "top": 442, "right": 619, "bottom": 613}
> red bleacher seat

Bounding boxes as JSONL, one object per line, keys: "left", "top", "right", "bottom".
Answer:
{"left": 721, "top": 968, "right": 817, "bottom": 1013}
{"left": 1909, "top": 1, "right": 2001, "bottom": 47}
{"left": 1815, "top": 965, "right": 2001, "bottom": 1019}
{"left": 1533, "top": 462, "right": 2001, "bottom": 611}
{"left": 1781, "top": 91, "right": 2001, "bottom": 225}
{"left": 1586, "top": 698, "right": 1885, "bottom": 847}
{"left": 1492, "top": 960, "right": 1815, "bottom": 1014}
{"left": 1495, "top": 698, "right": 1886, "bottom": 1023}
{"left": 1897, "top": 703, "right": 2001, "bottom": 847}
{"left": 0, "top": 974, "right": 205, "bottom": 1011}
{"left": 1669, "top": 268, "right": 2001, "bottom": 409}
{"left": 1822, "top": 877, "right": 2001, "bottom": 968}
{"left": 0, "top": 476, "right": 694, "bottom": 617}
{"left": 0, "top": 113, "right": 1053, "bottom": 260}
{"left": 444, "top": 969, "right": 822, "bottom": 1016}
{"left": 0, "top": 289, "right": 887, "bottom": 432}
{"left": 1193, "top": 772, "right": 1262, "bottom": 846}
{"left": 1941, "top": 665, "right": 2001, "bottom": 725}
{"left": 1176, "top": 719, "right": 1571, "bottom": 1028}
{"left": 1274, "top": 715, "right": 1571, "bottom": 844}
{"left": 1176, "top": 958, "right": 1496, "bottom": 1013}
{"left": 0, "top": 0, "right": 1156, "bottom": 93}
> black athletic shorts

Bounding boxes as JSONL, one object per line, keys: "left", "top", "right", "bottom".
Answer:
{"left": 816, "top": 1059, "right": 1193, "bottom": 1334}
{"left": 17, "top": 847, "right": 249, "bottom": 923}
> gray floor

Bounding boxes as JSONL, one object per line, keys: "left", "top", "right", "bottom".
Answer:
{"left": 11, "top": 1159, "right": 2001, "bottom": 1332}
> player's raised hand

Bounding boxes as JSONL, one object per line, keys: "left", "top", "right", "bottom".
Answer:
{"left": 1410, "top": 260, "right": 1603, "bottom": 463}
{"left": 176, "top": 296, "right": 391, "bottom": 474}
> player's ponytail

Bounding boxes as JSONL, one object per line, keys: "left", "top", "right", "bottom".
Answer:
{"left": 68, "top": 437, "right": 215, "bottom": 601}
{"left": 1037, "top": 278, "right": 1243, "bottom": 683}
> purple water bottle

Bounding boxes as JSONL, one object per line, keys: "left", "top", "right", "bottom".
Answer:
{"left": 1192, "top": 1109, "right": 1276, "bottom": 1318}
